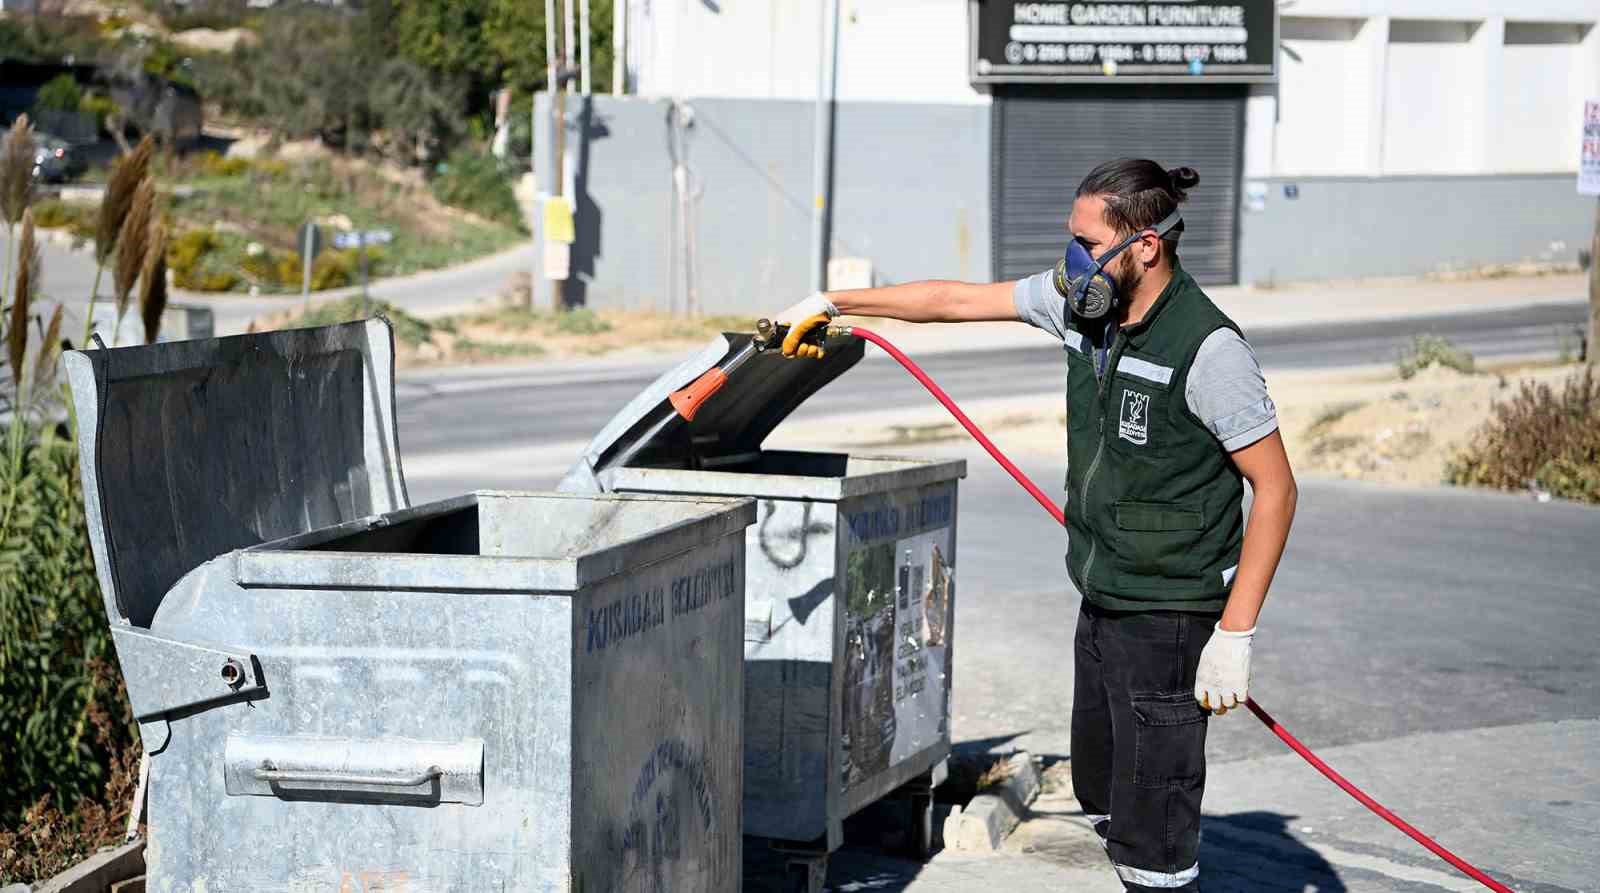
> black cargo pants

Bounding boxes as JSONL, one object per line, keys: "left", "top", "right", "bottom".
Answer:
{"left": 1072, "top": 599, "right": 1217, "bottom": 891}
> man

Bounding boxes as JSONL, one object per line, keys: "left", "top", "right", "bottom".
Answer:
{"left": 778, "top": 158, "right": 1297, "bottom": 890}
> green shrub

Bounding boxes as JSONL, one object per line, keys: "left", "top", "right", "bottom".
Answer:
{"left": 197, "top": 151, "right": 251, "bottom": 179}
{"left": 173, "top": 268, "right": 239, "bottom": 292}
{"left": 167, "top": 229, "right": 220, "bottom": 276}
{"left": 454, "top": 336, "right": 545, "bottom": 359}
{"left": 548, "top": 307, "right": 611, "bottom": 336}
{"left": 30, "top": 200, "right": 71, "bottom": 229}
{"left": 429, "top": 145, "right": 524, "bottom": 231}
{"left": 1397, "top": 334, "right": 1475, "bottom": 380}
{"left": 34, "top": 74, "right": 83, "bottom": 113}
{"left": 0, "top": 428, "right": 137, "bottom": 835}
{"left": 310, "top": 250, "right": 357, "bottom": 290}
{"left": 459, "top": 304, "right": 542, "bottom": 333}
{"left": 0, "top": 661, "right": 140, "bottom": 885}
{"left": 29, "top": 199, "right": 97, "bottom": 241}
{"left": 275, "top": 248, "right": 374, "bottom": 291}
{"left": 251, "top": 158, "right": 290, "bottom": 180}
{"left": 240, "top": 251, "right": 277, "bottom": 283}
{"left": 1446, "top": 368, "right": 1600, "bottom": 503}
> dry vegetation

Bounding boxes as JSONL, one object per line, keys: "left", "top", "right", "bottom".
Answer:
{"left": 250, "top": 280, "right": 758, "bottom": 367}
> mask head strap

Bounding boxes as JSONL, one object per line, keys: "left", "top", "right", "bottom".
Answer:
{"left": 1097, "top": 208, "right": 1185, "bottom": 266}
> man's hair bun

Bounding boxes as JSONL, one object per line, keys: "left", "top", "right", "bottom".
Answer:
{"left": 1168, "top": 166, "right": 1200, "bottom": 193}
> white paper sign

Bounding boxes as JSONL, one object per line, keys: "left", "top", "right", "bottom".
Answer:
{"left": 1581, "top": 99, "right": 1600, "bottom": 196}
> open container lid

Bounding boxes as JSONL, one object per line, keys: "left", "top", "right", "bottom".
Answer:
{"left": 65, "top": 319, "right": 408, "bottom": 629}
{"left": 560, "top": 329, "right": 863, "bottom": 492}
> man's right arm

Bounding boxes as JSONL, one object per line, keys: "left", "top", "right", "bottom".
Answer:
{"left": 827, "top": 280, "right": 1020, "bottom": 324}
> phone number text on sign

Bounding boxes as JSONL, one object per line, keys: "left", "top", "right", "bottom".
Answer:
{"left": 1006, "top": 42, "right": 1247, "bottom": 63}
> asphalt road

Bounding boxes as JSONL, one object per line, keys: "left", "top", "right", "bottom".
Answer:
{"left": 394, "top": 300, "right": 1588, "bottom": 459}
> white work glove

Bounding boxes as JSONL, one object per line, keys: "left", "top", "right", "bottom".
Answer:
{"left": 774, "top": 292, "right": 839, "bottom": 359}
{"left": 1194, "top": 623, "right": 1255, "bottom": 716}
{"left": 775, "top": 292, "right": 838, "bottom": 325}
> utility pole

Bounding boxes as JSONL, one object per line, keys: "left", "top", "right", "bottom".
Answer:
{"left": 544, "top": 0, "right": 564, "bottom": 310}
{"left": 808, "top": 0, "right": 840, "bottom": 295}
{"left": 564, "top": 0, "right": 577, "bottom": 99}
{"left": 1589, "top": 197, "right": 1598, "bottom": 367}
{"left": 613, "top": 0, "right": 626, "bottom": 95}
{"left": 579, "top": 0, "right": 592, "bottom": 96}
{"left": 1585, "top": 98, "right": 1600, "bottom": 367}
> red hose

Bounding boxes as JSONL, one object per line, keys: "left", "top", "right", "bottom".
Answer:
{"left": 849, "top": 329, "right": 1067, "bottom": 527}
{"left": 848, "top": 326, "right": 1517, "bottom": 893}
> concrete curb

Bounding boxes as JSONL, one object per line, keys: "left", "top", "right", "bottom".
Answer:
{"left": 942, "top": 751, "right": 1041, "bottom": 852}
{"left": 24, "top": 839, "right": 145, "bottom": 893}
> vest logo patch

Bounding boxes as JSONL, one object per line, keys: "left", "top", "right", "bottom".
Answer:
{"left": 1118, "top": 390, "right": 1150, "bottom": 446}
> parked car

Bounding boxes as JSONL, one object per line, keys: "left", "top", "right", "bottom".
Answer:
{"left": 31, "top": 131, "right": 88, "bottom": 182}
{"left": 2, "top": 127, "right": 88, "bottom": 183}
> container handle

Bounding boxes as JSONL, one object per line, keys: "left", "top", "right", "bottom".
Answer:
{"left": 253, "top": 760, "right": 443, "bottom": 788}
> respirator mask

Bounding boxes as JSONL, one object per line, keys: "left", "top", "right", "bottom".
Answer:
{"left": 1052, "top": 209, "right": 1185, "bottom": 320}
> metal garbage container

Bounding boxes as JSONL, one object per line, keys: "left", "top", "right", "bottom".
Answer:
{"left": 561, "top": 332, "right": 966, "bottom": 888}
{"left": 65, "top": 320, "right": 755, "bottom": 892}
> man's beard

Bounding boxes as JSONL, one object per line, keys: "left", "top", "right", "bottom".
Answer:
{"left": 1113, "top": 252, "right": 1143, "bottom": 300}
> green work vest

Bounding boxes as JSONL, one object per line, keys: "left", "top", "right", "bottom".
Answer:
{"left": 1063, "top": 262, "right": 1244, "bottom": 613}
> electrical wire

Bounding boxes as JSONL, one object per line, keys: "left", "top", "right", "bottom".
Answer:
{"left": 847, "top": 325, "right": 1518, "bottom": 893}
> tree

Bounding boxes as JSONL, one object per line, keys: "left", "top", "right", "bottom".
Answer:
{"left": 485, "top": 0, "right": 614, "bottom": 97}
{"left": 395, "top": 0, "right": 498, "bottom": 97}
{"left": 33, "top": 74, "right": 83, "bottom": 114}
{"left": 227, "top": 8, "right": 369, "bottom": 147}
{"left": 369, "top": 59, "right": 467, "bottom": 163}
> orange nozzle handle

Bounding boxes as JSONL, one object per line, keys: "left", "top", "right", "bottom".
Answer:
{"left": 669, "top": 368, "right": 729, "bottom": 421}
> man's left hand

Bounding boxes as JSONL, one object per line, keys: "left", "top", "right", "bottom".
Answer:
{"left": 774, "top": 293, "right": 838, "bottom": 359}
{"left": 1195, "top": 623, "right": 1255, "bottom": 715}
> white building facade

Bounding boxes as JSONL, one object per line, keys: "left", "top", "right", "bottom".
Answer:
{"left": 547, "top": 1, "right": 1599, "bottom": 308}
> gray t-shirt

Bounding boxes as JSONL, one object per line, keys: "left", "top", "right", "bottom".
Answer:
{"left": 1013, "top": 269, "right": 1278, "bottom": 452}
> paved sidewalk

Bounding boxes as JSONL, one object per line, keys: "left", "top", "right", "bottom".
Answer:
{"left": 818, "top": 718, "right": 1594, "bottom": 891}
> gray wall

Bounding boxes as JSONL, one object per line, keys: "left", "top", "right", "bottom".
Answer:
{"left": 536, "top": 93, "right": 1588, "bottom": 302}
{"left": 535, "top": 93, "right": 992, "bottom": 314}
{"left": 1237, "top": 174, "right": 1591, "bottom": 286}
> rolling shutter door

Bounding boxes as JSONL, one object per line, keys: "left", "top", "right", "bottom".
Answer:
{"left": 992, "top": 85, "right": 1245, "bottom": 285}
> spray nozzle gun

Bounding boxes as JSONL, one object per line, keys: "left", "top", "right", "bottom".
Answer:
{"left": 753, "top": 317, "right": 852, "bottom": 353}
{"left": 667, "top": 318, "right": 850, "bottom": 422}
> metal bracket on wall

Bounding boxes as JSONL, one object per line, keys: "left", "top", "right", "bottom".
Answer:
{"left": 111, "top": 627, "right": 266, "bottom": 755}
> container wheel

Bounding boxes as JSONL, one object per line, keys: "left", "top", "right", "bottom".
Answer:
{"left": 909, "top": 790, "right": 935, "bottom": 861}
{"left": 785, "top": 854, "right": 827, "bottom": 893}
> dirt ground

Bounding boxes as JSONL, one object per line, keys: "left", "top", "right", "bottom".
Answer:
{"left": 775, "top": 360, "right": 1585, "bottom": 493}
{"left": 1269, "top": 362, "right": 1579, "bottom": 488}
{"left": 407, "top": 307, "right": 756, "bottom": 365}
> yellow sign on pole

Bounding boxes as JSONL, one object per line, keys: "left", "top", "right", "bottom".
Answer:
{"left": 544, "top": 196, "right": 576, "bottom": 244}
